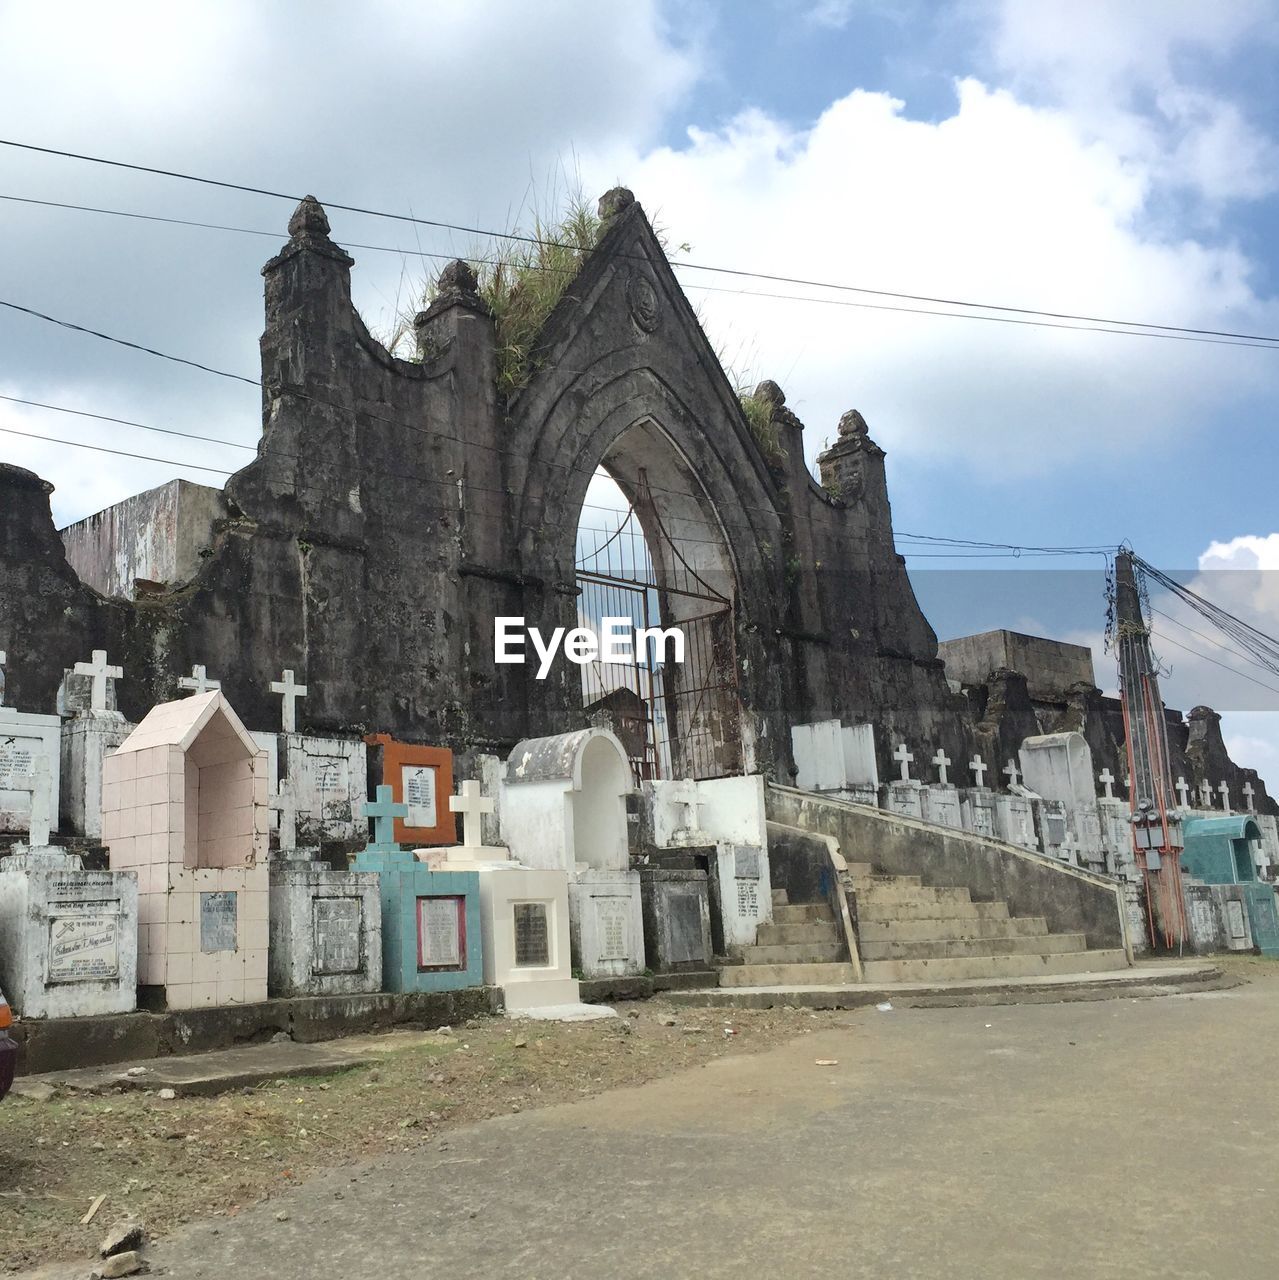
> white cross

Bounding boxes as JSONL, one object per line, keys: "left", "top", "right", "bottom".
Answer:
{"left": 665, "top": 777, "right": 704, "bottom": 835}
{"left": 1003, "top": 759, "right": 1020, "bottom": 789}
{"left": 1060, "top": 832, "right": 1080, "bottom": 865}
{"left": 73, "top": 649, "right": 122, "bottom": 713}
{"left": 270, "top": 775, "right": 298, "bottom": 852}
{"left": 1219, "top": 780, "right": 1231, "bottom": 812}
{"left": 0, "top": 649, "right": 6, "bottom": 706}
{"left": 1175, "top": 777, "right": 1190, "bottom": 807}
{"left": 179, "top": 664, "right": 221, "bottom": 696}
{"left": 1098, "top": 769, "right": 1115, "bottom": 800}
{"left": 16, "top": 755, "right": 52, "bottom": 849}
{"left": 1243, "top": 781, "right": 1256, "bottom": 812}
{"left": 1199, "top": 780, "right": 1213, "bottom": 808}
{"left": 893, "top": 743, "right": 914, "bottom": 783}
{"left": 449, "top": 779, "right": 494, "bottom": 849}
{"left": 931, "top": 749, "right": 952, "bottom": 786}
{"left": 270, "top": 668, "right": 308, "bottom": 733}
{"left": 968, "top": 754, "right": 987, "bottom": 788}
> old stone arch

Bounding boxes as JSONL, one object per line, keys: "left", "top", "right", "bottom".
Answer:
{"left": 574, "top": 415, "right": 745, "bottom": 782}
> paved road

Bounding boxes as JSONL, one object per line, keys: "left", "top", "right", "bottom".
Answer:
{"left": 32, "top": 979, "right": 1279, "bottom": 1278}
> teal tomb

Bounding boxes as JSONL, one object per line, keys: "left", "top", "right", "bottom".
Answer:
{"left": 1182, "top": 815, "right": 1279, "bottom": 956}
{"left": 353, "top": 786, "right": 484, "bottom": 992}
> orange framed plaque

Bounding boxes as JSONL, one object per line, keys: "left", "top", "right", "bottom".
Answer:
{"left": 364, "top": 734, "right": 456, "bottom": 846}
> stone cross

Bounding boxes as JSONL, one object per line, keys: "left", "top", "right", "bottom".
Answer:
{"left": 1219, "top": 780, "right": 1231, "bottom": 812}
{"left": 968, "top": 754, "right": 987, "bottom": 788}
{"left": 179, "top": 664, "right": 221, "bottom": 696}
{"left": 893, "top": 743, "right": 914, "bottom": 783}
{"left": 1003, "top": 759, "right": 1020, "bottom": 789}
{"left": 17, "top": 755, "right": 52, "bottom": 849}
{"left": 449, "top": 778, "right": 495, "bottom": 849}
{"left": 270, "top": 668, "right": 308, "bottom": 734}
{"left": 73, "top": 649, "right": 122, "bottom": 713}
{"left": 366, "top": 784, "right": 408, "bottom": 849}
{"left": 1098, "top": 769, "right": 1115, "bottom": 800}
{"left": 270, "top": 775, "right": 299, "bottom": 853}
{"left": 0, "top": 649, "right": 6, "bottom": 706}
{"left": 1175, "top": 777, "right": 1191, "bottom": 808}
{"left": 1060, "top": 832, "right": 1080, "bottom": 866}
{"left": 1199, "top": 780, "right": 1213, "bottom": 808}
{"left": 932, "top": 749, "right": 952, "bottom": 786}
{"left": 1243, "top": 781, "right": 1256, "bottom": 812}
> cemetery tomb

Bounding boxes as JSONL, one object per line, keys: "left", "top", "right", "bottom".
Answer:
{"left": 1182, "top": 815, "right": 1279, "bottom": 956}
{"left": 60, "top": 670, "right": 133, "bottom": 839}
{"left": 993, "top": 793, "right": 1038, "bottom": 850}
{"left": 640, "top": 866, "right": 713, "bottom": 971}
{"left": 365, "top": 733, "right": 456, "bottom": 846}
{"left": 0, "top": 848, "right": 138, "bottom": 1017}
{"left": 646, "top": 773, "right": 771, "bottom": 952}
{"left": 501, "top": 729, "right": 645, "bottom": 977}
{"left": 268, "top": 852, "right": 383, "bottom": 997}
{"left": 277, "top": 732, "right": 367, "bottom": 844}
{"left": 921, "top": 784, "right": 962, "bottom": 829}
{"left": 102, "top": 691, "right": 270, "bottom": 1009}
{"left": 789, "top": 719, "right": 879, "bottom": 804}
{"left": 960, "top": 788, "right": 996, "bottom": 838}
{"left": 353, "top": 785, "right": 483, "bottom": 994}
{"left": 0, "top": 704, "right": 61, "bottom": 839}
{"left": 416, "top": 776, "right": 588, "bottom": 1013}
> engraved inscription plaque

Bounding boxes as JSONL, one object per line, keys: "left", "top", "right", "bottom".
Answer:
{"left": 597, "top": 900, "right": 628, "bottom": 961}
{"left": 200, "top": 891, "right": 238, "bottom": 953}
{"left": 402, "top": 765, "right": 438, "bottom": 830}
{"left": 418, "top": 896, "right": 464, "bottom": 968}
{"left": 513, "top": 902, "right": 550, "bottom": 967}
{"left": 736, "top": 879, "right": 759, "bottom": 919}
{"left": 48, "top": 907, "right": 120, "bottom": 982}
{"left": 312, "top": 896, "right": 362, "bottom": 974}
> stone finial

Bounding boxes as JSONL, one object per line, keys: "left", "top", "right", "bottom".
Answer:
{"left": 436, "top": 259, "right": 480, "bottom": 303}
{"left": 288, "top": 195, "right": 331, "bottom": 238}
{"left": 598, "top": 187, "right": 636, "bottom": 221}
{"left": 838, "top": 409, "right": 869, "bottom": 438}
{"left": 754, "top": 379, "right": 785, "bottom": 408}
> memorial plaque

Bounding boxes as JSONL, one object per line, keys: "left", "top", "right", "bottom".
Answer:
{"left": 0, "top": 739, "right": 34, "bottom": 787}
{"left": 402, "top": 765, "right": 438, "bottom": 830}
{"left": 1227, "top": 899, "right": 1247, "bottom": 940}
{"left": 513, "top": 901, "right": 550, "bottom": 967}
{"left": 417, "top": 895, "right": 464, "bottom": 968}
{"left": 200, "top": 891, "right": 239, "bottom": 953}
{"left": 597, "top": 900, "right": 628, "bottom": 961}
{"left": 736, "top": 878, "right": 760, "bottom": 919}
{"left": 48, "top": 906, "right": 120, "bottom": 982}
{"left": 734, "top": 848, "right": 760, "bottom": 879}
{"left": 312, "top": 896, "right": 362, "bottom": 974}
{"left": 665, "top": 891, "right": 705, "bottom": 964}
{"left": 314, "top": 759, "right": 347, "bottom": 795}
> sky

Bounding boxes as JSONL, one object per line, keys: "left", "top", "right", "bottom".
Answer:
{"left": 1, "top": 0, "right": 1278, "bottom": 776}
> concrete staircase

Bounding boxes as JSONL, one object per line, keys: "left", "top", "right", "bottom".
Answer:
{"left": 722, "top": 864, "right": 1128, "bottom": 988}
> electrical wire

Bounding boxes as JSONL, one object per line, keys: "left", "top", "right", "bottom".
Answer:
{"left": 4, "top": 140, "right": 1279, "bottom": 346}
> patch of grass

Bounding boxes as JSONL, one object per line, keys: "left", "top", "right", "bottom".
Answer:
{"left": 737, "top": 388, "right": 786, "bottom": 465}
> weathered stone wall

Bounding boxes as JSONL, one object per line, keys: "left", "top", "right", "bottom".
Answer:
{"left": 0, "top": 192, "right": 1010, "bottom": 781}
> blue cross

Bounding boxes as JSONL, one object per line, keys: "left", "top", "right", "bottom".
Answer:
{"left": 366, "top": 784, "right": 408, "bottom": 851}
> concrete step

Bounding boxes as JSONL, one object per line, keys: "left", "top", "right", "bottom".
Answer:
{"left": 718, "top": 961, "right": 861, "bottom": 987}
{"left": 857, "top": 916, "right": 1049, "bottom": 943}
{"left": 772, "top": 903, "right": 835, "bottom": 924}
{"left": 849, "top": 872, "right": 924, "bottom": 889}
{"left": 755, "top": 921, "right": 844, "bottom": 946}
{"left": 858, "top": 933, "right": 1089, "bottom": 962}
{"left": 845, "top": 861, "right": 874, "bottom": 878}
{"left": 860, "top": 948, "right": 1130, "bottom": 984}
{"left": 736, "top": 942, "right": 850, "bottom": 965}
{"left": 856, "top": 900, "right": 1010, "bottom": 923}
{"left": 855, "top": 883, "right": 973, "bottom": 906}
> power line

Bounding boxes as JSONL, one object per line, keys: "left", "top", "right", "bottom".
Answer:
{"left": 9, "top": 193, "right": 1277, "bottom": 351}
{"left": 4, "top": 139, "right": 1279, "bottom": 347}
{"left": 0, "top": 393, "right": 255, "bottom": 450}
{"left": 1150, "top": 627, "right": 1279, "bottom": 699}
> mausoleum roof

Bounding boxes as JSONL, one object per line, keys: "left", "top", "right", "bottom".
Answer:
{"left": 114, "top": 689, "right": 259, "bottom": 762}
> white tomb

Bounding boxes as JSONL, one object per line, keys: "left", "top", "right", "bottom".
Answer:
{"left": 273, "top": 732, "right": 367, "bottom": 845}
{"left": 102, "top": 691, "right": 269, "bottom": 1009}
{"left": 960, "top": 754, "right": 996, "bottom": 837}
{"left": 646, "top": 771, "right": 771, "bottom": 950}
{"left": 1019, "top": 733, "right": 1105, "bottom": 865}
{"left": 59, "top": 649, "right": 131, "bottom": 840}
{"left": 993, "top": 762, "right": 1037, "bottom": 849}
{"left": 790, "top": 719, "right": 879, "bottom": 805}
{"left": 0, "top": 847, "right": 139, "bottom": 1017}
{"left": 0, "top": 702, "right": 62, "bottom": 840}
{"left": 500, "top": 729, "right": 644, "bottom": 977}
{"left": 417, "top": 778, "right": 603, "bottom": 1016}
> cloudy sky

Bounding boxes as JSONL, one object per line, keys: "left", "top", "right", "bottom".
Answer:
{"left": 2, "top": 0, "right": 1278, "bottom": 775}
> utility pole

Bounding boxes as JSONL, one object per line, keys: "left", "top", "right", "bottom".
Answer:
{"left": 1113, "top": 550, "right": 1187, "bottom": 949}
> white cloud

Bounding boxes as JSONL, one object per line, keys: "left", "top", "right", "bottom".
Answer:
{"left": 585, "top": 76, "right": 1278, "bottom": 474}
